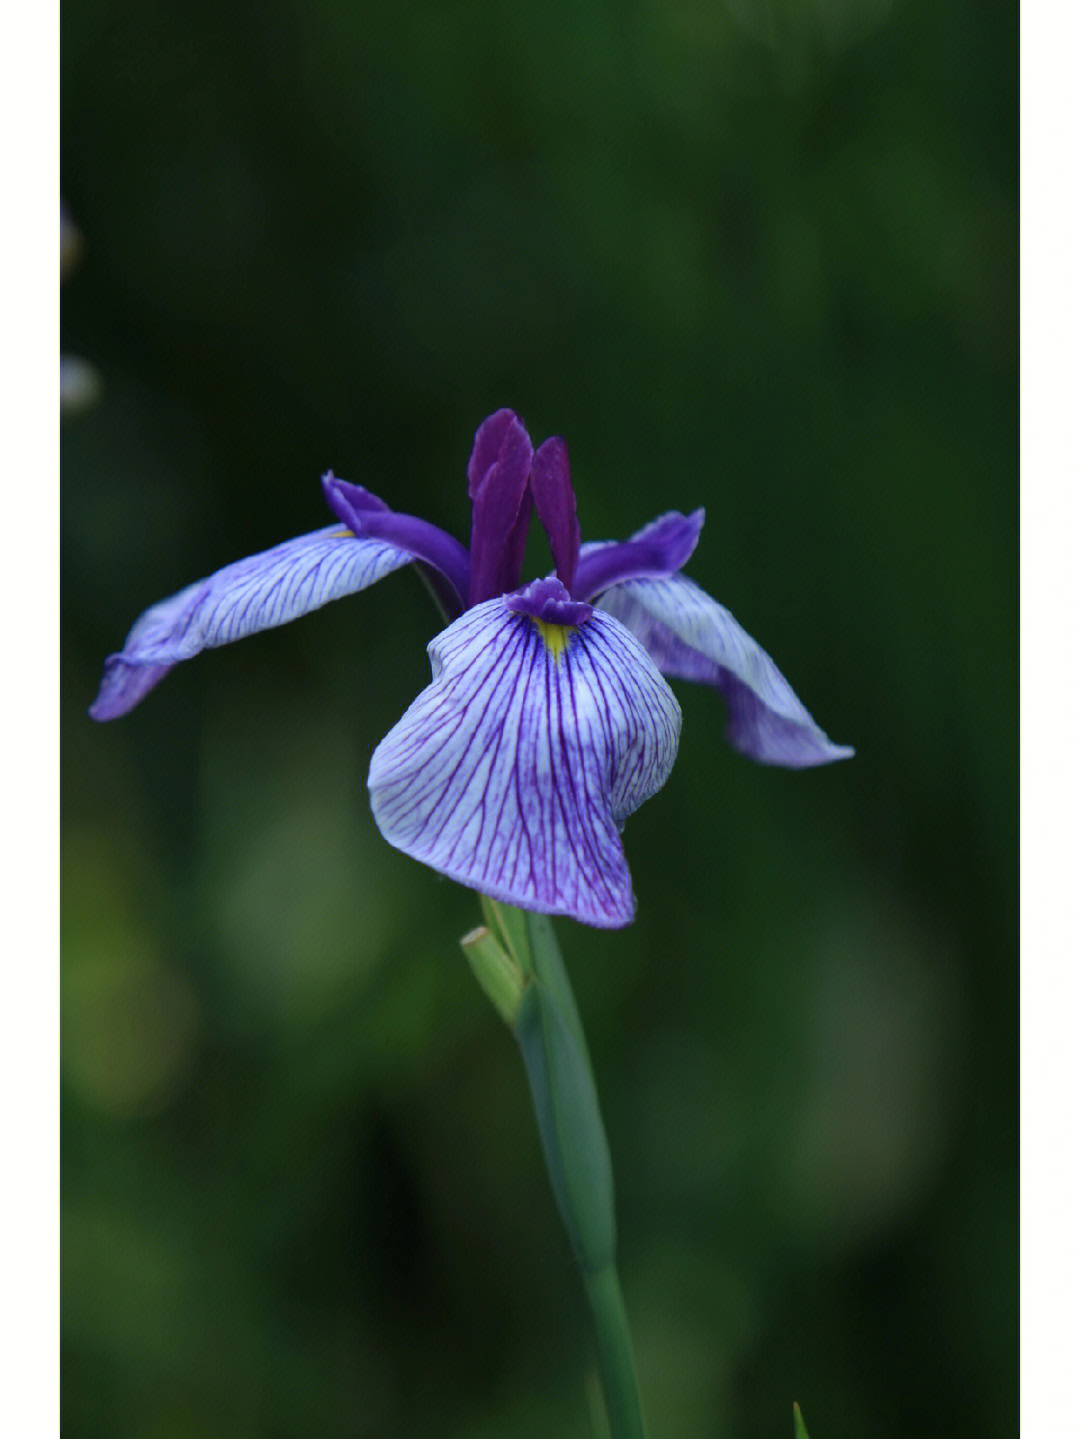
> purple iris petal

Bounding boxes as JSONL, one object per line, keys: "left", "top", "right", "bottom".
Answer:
{"left": 90, "top": 526, "right": 414, "bottom": 720}
{"left": 322, "top": 473, "right": 470, "bottom": 614}
{"left": 368, "top": 596, "right": 681, "bottom": 927}
{"left": 573, "top": 509, "right": 705, "bottom": 600}
{"left": 467, "top": 409, "right": 520, "bottom": 497}
{"left": 467, "top": 412, "right": 535, "bottom": 606}
{"left": 597, "top": 573, "right": 853, "bottom": 767}
{"left": 505, "top": 577, "right": 593, "bottom": 627}
{"left": 319, "top": 474, "right": 391, "bottom": 523}
{"left": 530, "top": 436, "right": 580, "bottom": 593}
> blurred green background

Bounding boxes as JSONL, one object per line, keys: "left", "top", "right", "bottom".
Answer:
{"left": 61, "top": 0, "right": 1016, "bottom": 1433}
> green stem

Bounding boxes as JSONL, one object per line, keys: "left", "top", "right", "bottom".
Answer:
{"left": 466, "top": 901, "right": 647, "bottom": 1438}
{"left": 583, "top": 1263, "right": 646, "bottom": 1439}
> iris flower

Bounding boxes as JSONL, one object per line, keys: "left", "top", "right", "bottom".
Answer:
{"left": 92, "top": 409, "right": 851, "bottom": 926}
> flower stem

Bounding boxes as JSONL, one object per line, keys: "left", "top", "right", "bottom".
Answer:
{"left": 583, "top": 1263, "right": 645, "bottom": 1439}
{"left": 465, "top": 901, "right": 647, "bottom": 1438}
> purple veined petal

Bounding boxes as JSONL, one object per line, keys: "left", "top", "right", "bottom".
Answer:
{"left": 597, "top": 574, "right": 853, "bottom": 768}
{"left": 90, "top": 525, "right": 414, "bottom": 720}
{"left": 530, "top": 436, "right": 580, "bottom": 593}
{"left": 572, "top": 509, "right": 705, "bottom": 600}
{"left": 322, "top": 473, "right": 470, "bottom": 615}
{"left": 468, "top": 413, "right": 535, "bottom": 606}
{"left": 368, "top": 597, "right": 682, "bottom": 927}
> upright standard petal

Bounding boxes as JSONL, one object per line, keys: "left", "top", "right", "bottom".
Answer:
{"left": 90, "top": 526, "right": 414, "bottom": 720}
{"left": 598, "top": 574, "right": 853, "bottom": 768}
{"left": 368, "top": 594, "right": 682, "bottom": 927}
{"left": 530, "top": 437, "right": 580, "bottom": 593}
{"left": 467, "top": 412, "right": 535, "bottom": 606}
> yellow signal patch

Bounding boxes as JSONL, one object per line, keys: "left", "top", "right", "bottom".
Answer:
{"left": 532, "top": 618, "right": 574, "bottom": 659}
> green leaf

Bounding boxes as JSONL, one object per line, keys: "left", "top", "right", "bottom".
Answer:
{"left": 794, "top": 1402, "right": 811, "bottom": 1438}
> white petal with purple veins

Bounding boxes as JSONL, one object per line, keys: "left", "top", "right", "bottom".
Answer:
{"left": 91, "top": 526, "right": 414, "bottom": 719}
{"left": 368, "top": 599, "right": 681, "bottom": 927}
{"left": 598, "top": 574, "right": 853, "bottom": 768}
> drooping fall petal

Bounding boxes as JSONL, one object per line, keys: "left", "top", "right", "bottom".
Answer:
{"left": 91, "top": 526, "right": 414, "bottom": 720}
{"left": 597, "top": 572, "right": 852, "bottom": 767}
{"left": 368, "top": 591, "right": 681, "bottom": 926}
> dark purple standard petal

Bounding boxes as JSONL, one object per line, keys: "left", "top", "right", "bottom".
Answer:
{"left": 467, "top": 409, "right": 520, "bottom": 497}
{"left": 573, "top": 509, "right": 705, "bottom": 600}
{"left": 530, "top": 437, "right": 580, "bottom": 593}
{"left": 322, "top": 473, "right": 471, "bottom": 615}
{"left": 467, "top": 413, "right": 535, "bottom": 606}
